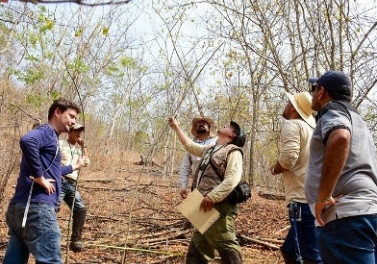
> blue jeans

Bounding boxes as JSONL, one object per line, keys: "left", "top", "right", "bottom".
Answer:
{"left": 3, "top": 203, "right": 62, "bottom": 264}
{"left": 59, "top": 178, "right": 85, "bottom": 210}
{"left": 318, "top": 214, "right": 377, "bottom": 264}
{"left": 281, "top": 202, "right": 322, "bottom": 263}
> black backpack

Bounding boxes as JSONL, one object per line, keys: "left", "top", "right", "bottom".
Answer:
{"left": 226, "top": 180, "right": 252, "bottom": 204}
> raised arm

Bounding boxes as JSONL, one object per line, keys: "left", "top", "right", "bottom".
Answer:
{"left": 168, "top": 116, "right": 191, "bottom": 146}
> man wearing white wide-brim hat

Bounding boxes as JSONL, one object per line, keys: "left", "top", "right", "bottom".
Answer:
{"left": 270, "top": 91, "right": 322, "bottom": 264}
{"left": 178, "top": 117, "right": 217, "bottom": 199}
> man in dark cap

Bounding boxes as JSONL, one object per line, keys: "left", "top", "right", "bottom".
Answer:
{"left": 178, "top": 117, "right": 217, "bottom": 199}
{"left": 168, "top": 116, "right": 246, "bottom": 264}
{"left": 305, "top": 70, "right": 377, "bottom": 264}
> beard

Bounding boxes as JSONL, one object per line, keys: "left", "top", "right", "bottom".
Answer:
{"left": 196, "top": 126, "right": 209, "bottom": 135}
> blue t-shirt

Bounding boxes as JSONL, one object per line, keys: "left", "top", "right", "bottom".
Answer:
{"left": 11, "top": 124, "right": 72, "bottom": 208}
{"left": 305, "top": 103, "right": 377, "bottom": 224}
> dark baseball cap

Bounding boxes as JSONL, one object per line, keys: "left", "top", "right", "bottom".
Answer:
{"left": 310, "top": 70, "right": 352, "bottom": 96}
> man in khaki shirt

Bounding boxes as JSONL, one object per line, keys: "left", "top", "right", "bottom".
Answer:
{"left": 270, "top": 91, "right": 321, "bottom": 264}
{"left": 169, "top": 117, "right": 245, "bottom": 264}
{"left": 59, "top": 123, "right": 90, "bottom": 252}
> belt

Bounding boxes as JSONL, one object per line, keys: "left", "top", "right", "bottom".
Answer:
{"left": 62, "top": 176, "right": 76, "bottom": 184}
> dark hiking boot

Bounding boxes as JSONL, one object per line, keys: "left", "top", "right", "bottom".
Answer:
{"left": 303, "top": 260, "right": 322, "bottom": 264}
{"left": 186, "top": 242, "right": 208, "bottom": 264}
{"left": 281, "top": 251, "right": 304, "bottom": 264}
{"left": 70, "top": 207, "right": 87, "bottom": 253}
{"left": 218, "top": 248, "right": 242, "bottom": 264}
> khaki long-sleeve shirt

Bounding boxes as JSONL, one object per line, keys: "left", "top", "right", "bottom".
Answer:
{"left": 278, "top": 119, "right": 313, "bottom": 204}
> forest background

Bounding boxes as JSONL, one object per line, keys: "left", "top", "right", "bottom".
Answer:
{"left": 0, "top": 0, "right": 377, "bottom": 262}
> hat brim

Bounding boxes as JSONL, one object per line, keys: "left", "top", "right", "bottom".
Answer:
{"left": 285, "top": 91, "right": 316, "bottom": 128}
{"left": 191, "top": 117, "right": 217, "bottom": 138}
{"left": 72, "top": 125, "right": 85, "bottom": 131}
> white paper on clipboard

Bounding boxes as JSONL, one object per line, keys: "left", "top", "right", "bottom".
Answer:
{"left": 177, "top": 189, "right": 220, "bottom": 234}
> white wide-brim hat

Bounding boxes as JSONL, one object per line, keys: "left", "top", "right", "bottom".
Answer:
{"left": 284, "top": 91, "right": 316, "bottom": 128}
{"left": 72, "top": 123, "right": 85, "bottom": 131}
{"left": 191, "top": 117, "right": 217, "bottom": 138}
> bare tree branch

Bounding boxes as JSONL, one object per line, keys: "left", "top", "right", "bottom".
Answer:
{"left": 17, "top": 0, "right": 133, "bottom": 6}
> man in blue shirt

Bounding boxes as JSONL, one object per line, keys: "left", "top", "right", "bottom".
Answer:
{"left": 3, "top": 98, "right": 84, "bottom": 264}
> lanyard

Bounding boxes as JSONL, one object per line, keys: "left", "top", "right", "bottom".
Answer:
{"left": 67, "top": 140, "right": 76, "bottom": 163}
{"left": 22, "top": 137, "right": 59, "bottom": 228}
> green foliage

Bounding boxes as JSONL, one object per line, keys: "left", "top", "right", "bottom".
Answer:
{"left": 102, "top": 27, "right": 109, "bottom": 36}
{"left": 26, "top": 93, "right": 45, "bottom": 108}
{"left": 75, "top": 28, "right": 83, "bottom": 37}
{"left": 120, "top": 56, "right": 138, "bottom": 69}
{"left": 35, "top": 7, "right": 55, "bottom": 33}
{"left": 18, "top": 68, "right": 45, "bottom": 84}
{"left": 105, "top": 63, "right": 121, "bottom": 76}
{"left": 48, "top": 90, "right": 61, "bottom": 100}
{"left": 40, "top": 19, "right": 54, "bottom": 33}
{"left": 66, "top": 58, "right": 90, "bottom": 74}
{"left": 25, "top": 54, "right": 40, "bottom": 62}
{"left": 28, "top": 32, "right": 39, "bottom": 46}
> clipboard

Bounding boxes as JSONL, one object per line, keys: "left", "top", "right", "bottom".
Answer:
{"left": 177, "top": 189, "right": 220, "bottom": 234}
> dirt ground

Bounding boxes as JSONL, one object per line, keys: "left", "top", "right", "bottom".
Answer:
{"left": 0, "top": 164, "right": 288, "bottom": 264}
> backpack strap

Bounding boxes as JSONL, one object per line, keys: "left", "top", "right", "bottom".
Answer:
{"left": 195, "top": 145, "right": 227, "bottom": 188}
{"left": 209, "top": 148, "right": 243, "bottom": 181}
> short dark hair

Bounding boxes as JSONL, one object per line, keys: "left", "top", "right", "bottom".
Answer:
{"left": 325, "top": 88, "right": 352, "bottom": 101}
{"left": 230, "top": 121, "right": 246, "bottom": 147}
{"left": 48, "top": 98, "right": 80, "bottom": 120}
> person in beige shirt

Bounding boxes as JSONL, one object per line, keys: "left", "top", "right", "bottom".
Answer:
{"left": 270, "top": 91, "right": 321, "bottom": 264}
{"left": 59, "top": 123, "right": 90, "bottom": 252}
{"left": 169, "top": 116, "right": 245, "bottom": 264}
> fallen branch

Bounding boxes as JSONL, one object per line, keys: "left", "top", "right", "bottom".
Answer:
{"left": 238, "top": 234, "right": 280, "bottom": 250}
{"left": 274, "top": 225, "right": 290, "bottom": 236}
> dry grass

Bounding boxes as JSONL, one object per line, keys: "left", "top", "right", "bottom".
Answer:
{"left": 0, "top": 164, "right": 287, "bottom": 264}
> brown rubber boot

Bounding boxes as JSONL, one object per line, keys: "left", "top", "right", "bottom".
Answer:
{"left": 70, "top": 207, "right": 87, "bottom": 253}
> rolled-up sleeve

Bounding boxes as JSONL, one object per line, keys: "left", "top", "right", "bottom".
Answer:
{"left": 207, "top": 150, "right": 243, "bottom": 202}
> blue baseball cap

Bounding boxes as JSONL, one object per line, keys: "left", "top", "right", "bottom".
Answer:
{"left": 310, "top": 70, "right": 351, "bottom": 96}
